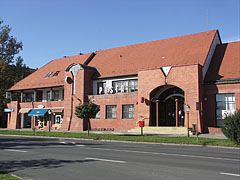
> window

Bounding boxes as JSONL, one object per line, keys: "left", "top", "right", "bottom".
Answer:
{"left": 97, "top": 82, "right": 106, "bottom": 95}
{"left": 45, "top": 72, "right": 52, "bottom": 78}
{"left": 53, "top": 90, "right": 59, "bottom": 100}
{"left": 112, "top": 79, "right": 138, "bottom": 94}
{"left": 122, "top": 104, "right": 134, "bottom": 119}
{"left": 216, "top": 93, "right": 235, "bottom": 127}
{"left": 23, "top": 92, "right": 34, "bottom": 102}
{"left": 52, "top": 71, "right": 60, "bottom": 78}
{"left": 106, "top": 105, "right": 117, "bottom": 119}
{"left": 94, "top": 106, "right": 100, "bottom": 119}
{"left": 47, "top": 91, "right": 50, "bottom": 101}
{"left": 55, "top": 115, "right": 62, "bottom": 124}
{"left": 96, "top": 79, "right": 138, "bottom": 95}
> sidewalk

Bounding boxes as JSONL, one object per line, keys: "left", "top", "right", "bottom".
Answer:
{"left": 0, "top": 128, "right": 228, "bottom": 139}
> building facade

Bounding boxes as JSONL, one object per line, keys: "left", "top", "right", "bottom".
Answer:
{"left": 5, "top": 30, "right": 240, "bottom": 134}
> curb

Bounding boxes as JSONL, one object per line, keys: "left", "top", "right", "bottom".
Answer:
{"left": 1, "top": 134, "right": 239, "bottom": 149}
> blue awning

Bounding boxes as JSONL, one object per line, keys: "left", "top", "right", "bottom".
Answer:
{"left": 28, "top": 109, "right": 49, "bottom": 117}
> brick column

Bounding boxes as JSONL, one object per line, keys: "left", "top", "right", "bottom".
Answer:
{"left": 156, "top": 100, "right": 159, "bottom": 127}
{"left": 175, "top": 99, "right": 178, "bottom": 127}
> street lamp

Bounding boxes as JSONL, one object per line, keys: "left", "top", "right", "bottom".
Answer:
{"left": 186, "top": 105, "right": 190, "bottom": 137}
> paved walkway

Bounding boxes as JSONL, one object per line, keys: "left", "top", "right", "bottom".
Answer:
{"left": 0, "top": 128, "right": 227, "bottom": 139}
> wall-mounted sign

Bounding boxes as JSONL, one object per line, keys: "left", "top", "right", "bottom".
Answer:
{"left": 38, "top": 105, "right": 45, "bottom": 109}
{"left": 4, "top": 108, "right": 14, "bottom": 113}
{"left": 97, "top": 79, "right": 138, "bottom": 95}
{"left": 161, "top": 66, "right": 172, "bottom": 77}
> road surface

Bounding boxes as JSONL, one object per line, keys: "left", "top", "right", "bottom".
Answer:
{"left": 0, "top": 135, "right": 239, "bottom": 180}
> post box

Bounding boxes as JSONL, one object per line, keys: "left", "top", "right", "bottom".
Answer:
{"left": 139, "top": 120, "right": 145, "bottom": 127}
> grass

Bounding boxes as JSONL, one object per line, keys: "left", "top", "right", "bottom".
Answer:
{"left": 0, "top": 130, "right": 239, "bottom": 147}
{"left": 0, "top": 173, "right": 19, "bottom": 180}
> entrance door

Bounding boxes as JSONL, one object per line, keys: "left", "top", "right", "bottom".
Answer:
{"left": 150, "top": 85, "right": 185, "bottom": 127}
{"left": 23, "top": 114, "right": 31, "bottom": 128}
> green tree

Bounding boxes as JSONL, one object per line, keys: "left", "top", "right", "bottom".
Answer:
{"left": 222, "top": 110, "right": 240, "bottom": 145}
{"left": 0, "top": 20, "right": 31, "bottom": 127}
{"left": 75, "top": 101, "right": 100, "bottom": 135}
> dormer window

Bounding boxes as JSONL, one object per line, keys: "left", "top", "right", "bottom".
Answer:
{"left": 45, "top": 72, "right": 52, "bottom": 78}
{"left": 52, "top": 71, "right": 60, "bottom": 78}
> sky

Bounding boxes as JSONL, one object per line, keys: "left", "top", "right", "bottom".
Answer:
{"left": 0, "top": 0, "right": 239, "bottom": 69}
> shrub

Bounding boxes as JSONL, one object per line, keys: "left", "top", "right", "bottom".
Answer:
{"left": 222, "top": 110, "right": 240, "bottom": 144}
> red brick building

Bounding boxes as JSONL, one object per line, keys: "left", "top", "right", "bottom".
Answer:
{"left": 5, "top": 30, "right": 240, "bottom": 134}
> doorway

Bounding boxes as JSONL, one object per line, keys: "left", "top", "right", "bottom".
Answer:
{"left": 150, "top": 85, "right": 185, "bottom": 127}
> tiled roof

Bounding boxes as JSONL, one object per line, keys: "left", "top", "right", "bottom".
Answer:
{"left": 205, "top": 41, "right": 240, "bottom": 82}
{"left": 9, "top": 30, "right": 219, "bottom": 91}
{"left": 8, "top": 53, "right": 92, "bottom": 91}
{"left": 88, "top": 30, "right": 218, "bottom": 78}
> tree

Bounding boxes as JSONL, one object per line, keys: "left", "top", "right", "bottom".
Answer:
{"left": 75, "top": 101, "right": 100, "bottom": 135}
{"left": 222, "top": 110, "right": 240, "bottom": 145}
{"left": 0, "top": 20, "right": 31, "bottom": 127}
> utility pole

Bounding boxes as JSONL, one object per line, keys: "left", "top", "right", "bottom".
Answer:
{"left": 186, "top": 105, "right": 190, "bottom": 137}
{"left": 196, "top": 102, "right": 199, "bottom": 143}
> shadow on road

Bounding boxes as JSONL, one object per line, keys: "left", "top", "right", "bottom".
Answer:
{"left": 0, "top": 136, "right": 103, "bottom": 150}
{"left": 0, "top": 158, "right": 96, "bottom": 173}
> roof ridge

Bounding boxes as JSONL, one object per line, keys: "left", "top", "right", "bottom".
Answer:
{"left": 95, "top": 29, "right": 218, "bottom": 53}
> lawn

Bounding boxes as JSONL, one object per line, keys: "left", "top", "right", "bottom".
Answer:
{"left": 0, "top": 173, "right": 19, "bottom": 180}
{"left": 0, "top": 130, "right": 239, "bottom": 147}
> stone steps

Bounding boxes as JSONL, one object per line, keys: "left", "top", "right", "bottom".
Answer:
{"left": 128, "top": 127, "right": 192, "bottom": 135}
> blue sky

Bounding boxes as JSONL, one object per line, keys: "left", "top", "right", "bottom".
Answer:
{"left": 1, "top": 0, "right": 239, "bottom": 68}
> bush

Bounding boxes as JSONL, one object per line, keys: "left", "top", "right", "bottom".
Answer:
{"left": 222, "top": 110, "right": 240, "bottom": 144}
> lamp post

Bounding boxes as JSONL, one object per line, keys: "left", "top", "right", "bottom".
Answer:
{"left": 186, "top": 105, "right": 190, "bottom": 137}
{"left": 196, "top": 102, "right": 199, "bottom": 143}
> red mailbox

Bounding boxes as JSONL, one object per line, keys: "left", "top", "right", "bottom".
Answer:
{"left": 139, "top": 121, "right": 145, "bottom": 127}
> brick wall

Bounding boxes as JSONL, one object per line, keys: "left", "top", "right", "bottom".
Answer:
{"left": 208, "top": 127, "right": 223, "bottom": 135}
{"left": 60, "top": 67, "right": 96, "bottom": 131}
{"left": 7, "top": 101, "right": 19, "bottom": 129}
{"left": 89, "top": 93, "right": 138, "bottom": 131}
{"left": 138, "top": 64, "right": 204, "bottom": 132}
{"left": 203, "top": 83, "right": 240, "bottom": 132}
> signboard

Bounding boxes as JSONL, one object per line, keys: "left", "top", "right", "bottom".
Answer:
{"left": 38, "top": 105, "right": 45, "bottom": 109}
{"left": 4, "top": 108, "right": 14, "bottom": 113}
{"left": 161, "top": 66, "right": 172, "bottom": 77}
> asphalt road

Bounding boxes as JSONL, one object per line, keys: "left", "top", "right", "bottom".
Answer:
{"left": 0, "top": 135, "right": 239, "bottom": 180}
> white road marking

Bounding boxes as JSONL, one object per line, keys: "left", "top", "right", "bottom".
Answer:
{"left": 4, "top": 149, "right": 28, "bottom": 153}
{"left": 60, "top": 142, "right": 85, "bottom": 147}
{"left": 60, "top": 142, "right": 68, "bottom": 144}
{"left": 58, "top": 146, "right": 76, "bottom": 148}
{"left": 85, "top": 157, "right": 126, "bottom": 164}
{"left": 81, "top": 147, "right": 240, "bottom": 162}
{"left": 220, "top": 172, "right": 240, "bottom": 177}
